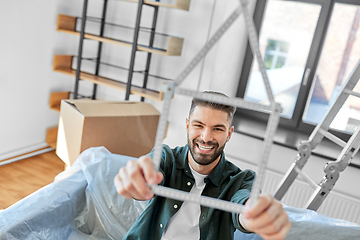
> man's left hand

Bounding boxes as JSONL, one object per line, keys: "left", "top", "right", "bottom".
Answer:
{"left": 239, "top": 194, "right": 291, "bottom": 240}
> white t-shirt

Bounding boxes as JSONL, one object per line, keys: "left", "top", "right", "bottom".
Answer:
{"left": 161, "top": 165, "right": 207, "bottom": 240}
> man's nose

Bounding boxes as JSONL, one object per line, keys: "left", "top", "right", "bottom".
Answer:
{"left": 200, "top": 128, "right": 213, "bottom": 142}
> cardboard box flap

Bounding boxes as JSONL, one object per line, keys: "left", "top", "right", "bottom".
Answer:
{"left": 65, "top": 100, "right": 159, "bottom": 117}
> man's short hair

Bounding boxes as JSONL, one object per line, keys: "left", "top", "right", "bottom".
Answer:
{"left": 189, "top": 91, "right": 237, "bottom": 122}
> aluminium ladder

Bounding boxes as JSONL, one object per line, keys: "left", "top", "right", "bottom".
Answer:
{"left": 274, "top": 60, "right": 360, "bottom": 211}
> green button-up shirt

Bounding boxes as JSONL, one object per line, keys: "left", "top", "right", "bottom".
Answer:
{"left": 123, "top": 144, "right": 255, "bottom": 240}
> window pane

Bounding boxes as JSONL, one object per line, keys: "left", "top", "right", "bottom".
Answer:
{"left": 244, "top": 0, "right": 321, "bottom": 118}
{"left": 303, "top": 3, "right": 360, "bottom": 133}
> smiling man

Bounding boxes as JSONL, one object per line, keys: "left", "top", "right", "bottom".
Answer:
{"left": 114, "top": 92, "right": 291, "bottom": 240}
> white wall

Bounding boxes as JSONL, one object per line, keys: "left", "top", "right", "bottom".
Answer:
{"left": 0, "top": 1, "right": 73, "bottom": 159}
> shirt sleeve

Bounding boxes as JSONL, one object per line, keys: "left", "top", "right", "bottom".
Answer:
{"left": 231, "top": 170, "right": 256, "bottom": 233}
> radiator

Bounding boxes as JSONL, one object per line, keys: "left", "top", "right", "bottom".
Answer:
{"left": 262, "top": 169, "right": 360, "bottom": 225}
{"left": 229, "top": 156, "right": 360, "bottom": 225}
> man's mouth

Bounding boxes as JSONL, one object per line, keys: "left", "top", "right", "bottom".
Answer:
{"left": 196, "top": 143, "right": 215, "bottom": 153}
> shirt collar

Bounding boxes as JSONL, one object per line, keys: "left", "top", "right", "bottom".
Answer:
{"left": 206, "top": 152, "right": 225, "bottom": 187}
{"left": 179, "top": 144, "right": 225, "bottom": 187}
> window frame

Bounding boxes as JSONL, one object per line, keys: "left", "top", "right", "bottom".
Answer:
{"left": 235, "top": 0, "right": 360, "bottom": 144}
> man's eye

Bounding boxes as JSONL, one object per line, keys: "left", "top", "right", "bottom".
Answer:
{"left": 214, "top": 128, "right": 224, "bottom": 131}
{"left": 194, "top": 124, "right": 202, "bottom": 128}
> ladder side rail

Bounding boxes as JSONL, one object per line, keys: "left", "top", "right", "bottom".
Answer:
{"left": 306, "top": 122, "right": 360, "bottom": 210}
{"left": 305, "top": 149, "right": 347, "bottom": 210}
{"left": 335, "top": 125, "right": 360, "bottom": 172}
{"left": 308, "top": 60, "right": 360, "bottom": 149}
{"left": 274, "top": 141, "right": 312, "bottom": 200}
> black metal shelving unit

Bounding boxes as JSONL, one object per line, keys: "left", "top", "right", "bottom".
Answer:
{"left": 69, "top": 0, "right": 185, "bottom": 101}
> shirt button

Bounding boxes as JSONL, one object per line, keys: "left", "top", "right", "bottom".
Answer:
{"left": 187, "top": 182, "right": 191, "bottom": 186}
{"left": 174, "top": 204, "right": 178, "bottom": 209}
{"left": 160, "top": 224, "right": 163, "bottom": 228}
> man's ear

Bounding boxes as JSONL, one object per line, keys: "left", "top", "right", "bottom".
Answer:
{"left": 226, "top": 126, "right": 234, "bottom": 142}
{"left": 186, "top": 118, "right": 189, "bottom": 130}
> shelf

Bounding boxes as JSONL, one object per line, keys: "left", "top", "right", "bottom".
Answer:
{"left": 57, "top": 14, "right": 183, "bottom": 56}
{"left": 53, "top": 55, "right": 164, "bottom": 101}
{"left": 49, "top": 91, "right": 70, "bottom": 112}
{"left": 121, "top": 0, "right": 190, "bottom": 11}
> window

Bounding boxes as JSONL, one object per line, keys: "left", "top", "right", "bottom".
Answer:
{"left": 237, "top": 0, "right": 360, "bottom": 142}
{"left": 304, "top": 2, "right": 360, "bottom": 133}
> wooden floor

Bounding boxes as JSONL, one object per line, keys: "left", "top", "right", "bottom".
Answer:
{"left": 0, "top": 150, "right": 65, "bottom": 209}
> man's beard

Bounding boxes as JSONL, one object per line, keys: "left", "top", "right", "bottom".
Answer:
{"left": 187, "top": 134, "right": 226, "bottom": 166}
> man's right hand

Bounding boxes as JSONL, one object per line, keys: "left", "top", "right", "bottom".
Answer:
{"left": 114, "top": 155, "right": 164, "bottom": 200}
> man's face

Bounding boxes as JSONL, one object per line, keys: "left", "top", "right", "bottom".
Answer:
{"left": 186, "top": 105, "right": 234, "bottom": 166}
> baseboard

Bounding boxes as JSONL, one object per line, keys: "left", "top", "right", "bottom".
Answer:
{"left": 0, "top": 142, "right": 49, "bottom": 161}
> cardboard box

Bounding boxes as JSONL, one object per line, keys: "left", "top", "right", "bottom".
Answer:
{"left": 56, "top": 100, "right": 160, "bottom": 166}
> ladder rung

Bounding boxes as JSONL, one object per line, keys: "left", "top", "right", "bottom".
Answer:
{"left": 318, "top": 128, "right": 347, "bottom": 148}
{"left": 294, "top": 166, "right": 318, "bottom": 189}
{"left": 343, "top": 88, "right": 360, "bottom": 98}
